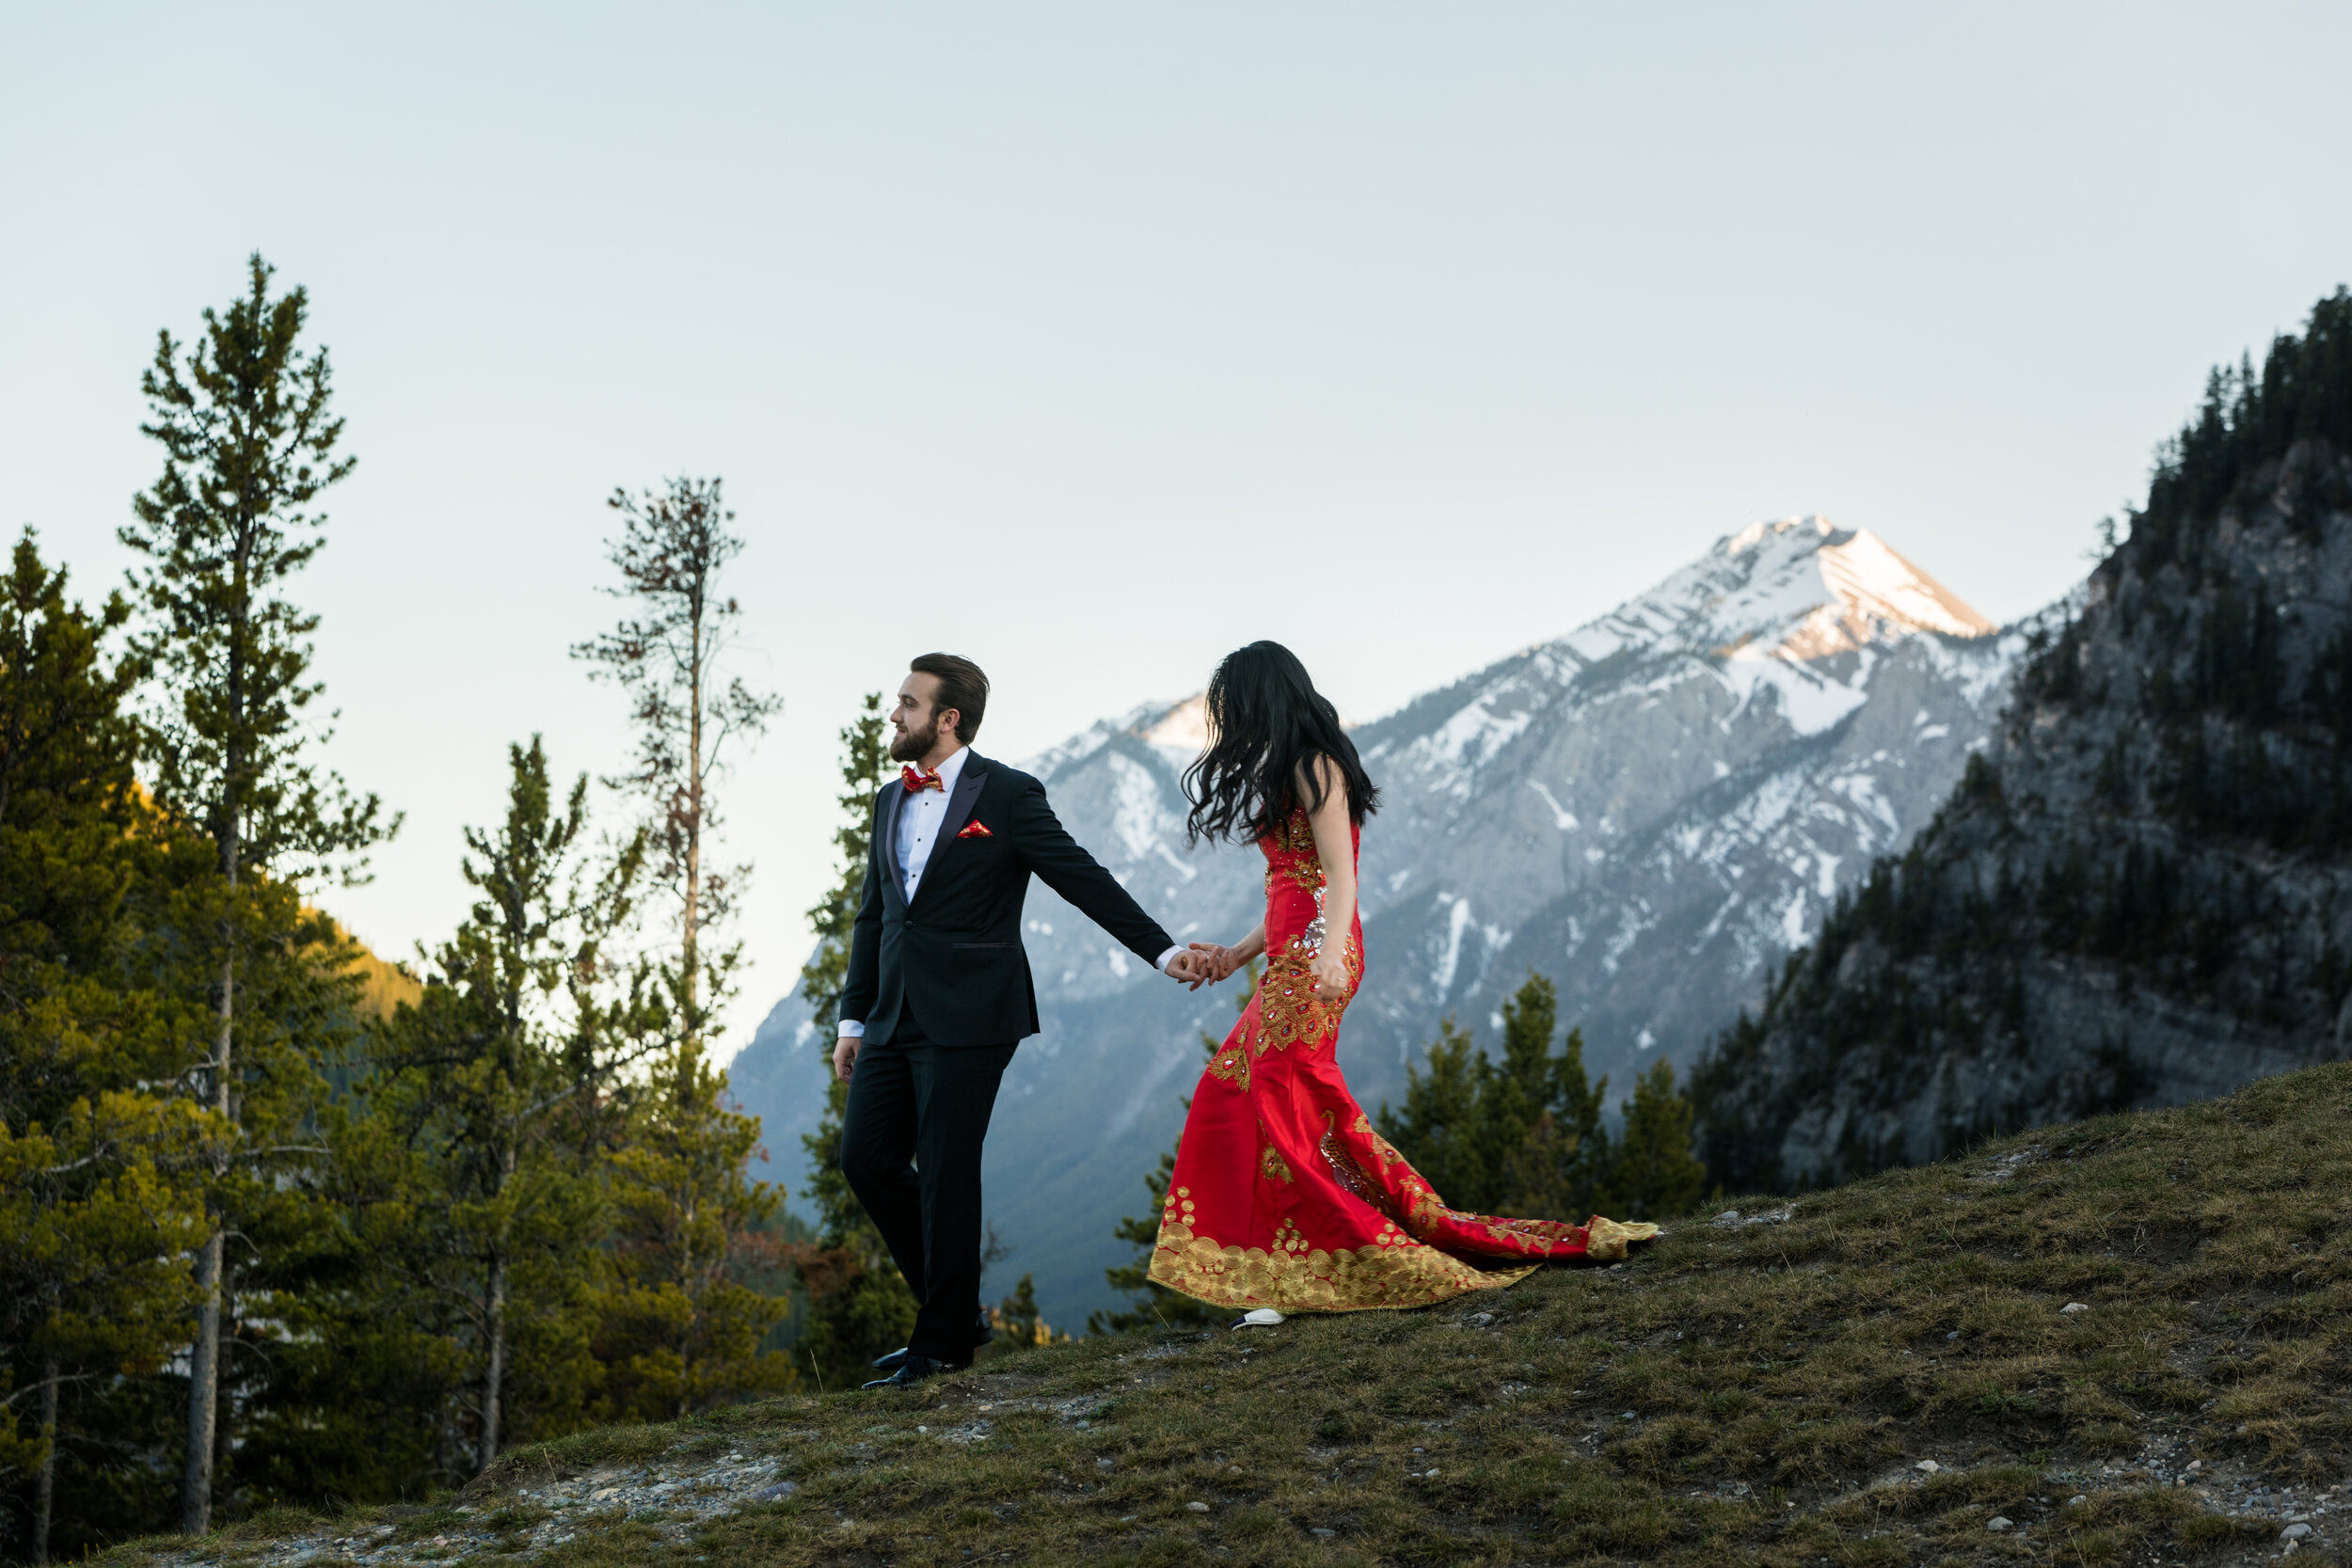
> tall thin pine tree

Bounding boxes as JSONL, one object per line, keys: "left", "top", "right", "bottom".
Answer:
{"left": 574, "top": 479, "right": 787, "bottom": 1417}
{"left": 572, "top": 478, "right": 779, "bottom": 1061}
{"left": 119, "top": 255, "right": 393, "bottom": 1533}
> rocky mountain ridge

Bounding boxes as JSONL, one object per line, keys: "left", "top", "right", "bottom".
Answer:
{"left": 1339, "top": 516, "right": 2021, "bottom": 1089}
{"left": 1691, "top": 287, "right": 2352, "bottom": 1190}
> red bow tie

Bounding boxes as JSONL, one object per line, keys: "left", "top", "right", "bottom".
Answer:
{"left": 900, "top": 765, "right": 945, "bottom": 794}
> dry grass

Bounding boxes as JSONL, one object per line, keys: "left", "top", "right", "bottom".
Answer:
{"left": 110, "top": 1064, "right": 2352, "bottom": 1566}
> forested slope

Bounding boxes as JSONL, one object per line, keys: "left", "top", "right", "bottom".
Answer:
{"left": 1692, "top": 287, "right": 2352, "bottom": 1190}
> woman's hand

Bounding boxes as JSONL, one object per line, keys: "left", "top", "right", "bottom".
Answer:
{"left": 1188, "top": 942, "right": 1242, "bottom": 983}
{"left": 1308, "top": 944, "right": 1351, "bottom": 997}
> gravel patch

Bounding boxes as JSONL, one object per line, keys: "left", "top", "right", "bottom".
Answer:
{"left": 151, "top": 1448, "right": 809, "bottom": 1568}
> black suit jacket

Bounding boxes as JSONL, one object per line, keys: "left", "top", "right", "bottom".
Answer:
{"left": 839, "top": 752, "right": 1176, "bottom": 1048}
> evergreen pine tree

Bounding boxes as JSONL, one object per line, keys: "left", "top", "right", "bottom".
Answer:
{"left": 595, "top": 1045, "right": 795, "bottom": 1420}
{"left": 0, "top": 532, "right": 217, "bottom": 1560}
{"left": 1375, "top": 1018, "right": 1496, "bottom": 1212}
{"left": 236, "top": 1078, "right": 465, "bottom": 1508}
{"left": 1518, "top": 1022, "right": 1611, "bottom": 1218}
{"left": 368, "top": 740, "right": 645, "bottom": 1470}
{"left": 987, "top": 1275, "right": 1072, "bottom": 1350}
{"left": 1377, "top": 973, "right": 1620, "bottom": 1223}
{"left": 572, "top": 478, "right": 788, "bottom": 1416}
{"left": 1483, "top": 974, "right": 1556, "bottom": 1198}
{"left": 1501, "top": 975, "right": 1610, "bottom": 1220}
{"left": 119, "top": 255, "right": 394, "bottom": 1533}
{"left": 187, "top": 921, "right": 390, "bottom": 1511}
{"left": 800, "top": 692, "right": 886, "bottom": 1025}
{"left": 1599, "top": 1059, "right": 1706, "bottom": 1221}
{"left": 572, "top": 477, "right": 780, "bottom": 1061}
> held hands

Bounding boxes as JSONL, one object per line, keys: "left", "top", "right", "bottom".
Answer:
{"left": 1185, "top": 942, "right": 1247, "bottom": 986}
{"left": 1164, "top": 948, "right": 1213, "bottom": 988}
{"left": 1176, "top": 944, "right": 1251, "bottom": 991}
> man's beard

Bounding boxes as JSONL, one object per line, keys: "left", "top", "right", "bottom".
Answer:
{"left": 889, "top": 715, "right": 942, "bottom": 763}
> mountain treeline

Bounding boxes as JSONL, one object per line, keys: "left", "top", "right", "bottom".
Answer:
{"left": 1372, "top": 973, "right": 1706, "bottom": 1226}
{"left": 0, "top": 258, "right": 799, "bottom": 1563}
{"left": 1691, "top": 284, "right": 2352, "bottom": 1191}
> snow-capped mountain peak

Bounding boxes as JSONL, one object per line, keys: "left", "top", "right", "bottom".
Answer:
{"left": 1334, "top": 516, "right": 2027, "bottom": 1081}
{"left": 1139, "top": 694, "right": 1209, "bottom": 764}
{"left": 1558, "top": 515, "right": 1992, "bottom": 672}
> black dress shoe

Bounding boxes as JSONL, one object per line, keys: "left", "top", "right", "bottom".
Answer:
{"left": 861, "top": 1352, "right": 961, "bottom": 1390}
{"left": 871, "top": 1309, "right": 993, "bottom": 1373}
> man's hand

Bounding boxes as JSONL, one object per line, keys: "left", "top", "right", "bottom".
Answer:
{"left": 1164, "top": 948, "right": 1209, "bottom": 988}
{"left": 833, "top": 1034, "right": 860, "bottom": 1083}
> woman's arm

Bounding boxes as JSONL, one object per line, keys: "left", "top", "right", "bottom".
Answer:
{"left": 1301, "top": 754, "right": 1357, "bottom": 994}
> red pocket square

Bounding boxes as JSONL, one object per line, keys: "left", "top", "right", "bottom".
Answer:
{"left": 956, "top": 819, "right": 993, "bottom": 839}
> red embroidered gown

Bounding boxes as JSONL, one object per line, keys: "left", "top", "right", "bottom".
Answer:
{"left": 1149, "top": 810, "right": 1657, "bottom": 1312}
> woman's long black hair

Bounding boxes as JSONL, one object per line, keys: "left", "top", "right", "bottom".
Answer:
{"left": 1183, "top": 641, "right": 1379, "bottom": 845}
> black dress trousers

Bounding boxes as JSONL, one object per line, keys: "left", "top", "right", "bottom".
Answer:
{"left": 837, "top": 1006, "right": 1016, "bottom": 1365}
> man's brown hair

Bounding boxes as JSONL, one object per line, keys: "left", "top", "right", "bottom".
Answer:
{"left": 911, "top": 652, "right": 989, "bottom": 743}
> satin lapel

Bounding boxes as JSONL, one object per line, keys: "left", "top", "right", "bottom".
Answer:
{"left": 911, "top": 754, "right": 990, "bottom": 907}
{"left": 878, "top": 783, "right": 909, "bottom": 913}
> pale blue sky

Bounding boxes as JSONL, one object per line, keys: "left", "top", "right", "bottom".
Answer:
{"left": 5, "top": 4, "right": 2348, "bottom": 1053}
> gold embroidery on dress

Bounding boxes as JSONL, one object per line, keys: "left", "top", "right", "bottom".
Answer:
{"left": 1272, "top": 809, "right": 1318, "bottom": 854}
{"left": 1265, "top": 807, "right": 1326, "bottom": 890}
{"left": 1353, "top": 1112, "right": 1409, "bottom": 1166}
{"left": 1495, "top": 1218, "right": 1581, "bottom": 1248}
{"left": 1162, "top": 1186, "right": 1198, "bottom": 1229}
{"left": 1256, "top": 930, "right": 1362, "bottom": 1055}
{"left": 1206, "top": 1040, "right": 1251, "bottom": 1092}
{"left": 1257, "top": 946, "right": 1333, "bottom": 1054}
{"left": 1405, "top": 1182, "right": 1464, "bottom": 1242}
{"left": 1146, "top": 1213, "right": 1537, "bottom": 1311}
{"left": 1389, "top": 1183, "right": 1584, "bottom": 1254}
{"left": 1260, "top": 1143, "right": 1294, "bottom": 1183}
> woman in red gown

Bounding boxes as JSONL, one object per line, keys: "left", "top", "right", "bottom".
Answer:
{"left": 1149, "top": 641, "right": 1656, "bottom": 1316}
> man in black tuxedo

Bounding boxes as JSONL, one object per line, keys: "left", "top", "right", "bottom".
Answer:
{"left": 835, "top": 652, "right": 1204, "bottom": 1387}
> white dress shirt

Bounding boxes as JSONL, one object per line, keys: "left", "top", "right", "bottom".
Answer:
{"left": 895, "top": 744, "right": 971, "bottom": 901}
{"left": 837, "top": 746, "right": 1187, "bottom": 1038}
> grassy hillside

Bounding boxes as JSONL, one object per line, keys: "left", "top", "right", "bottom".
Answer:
{"left": 111, "top": 1065, "right": 2352, "bottom": 1567}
